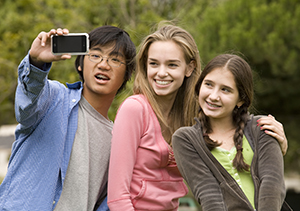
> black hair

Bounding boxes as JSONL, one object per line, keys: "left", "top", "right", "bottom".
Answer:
{"left": 75, "top": 25, "right": 136, "bottom": 93}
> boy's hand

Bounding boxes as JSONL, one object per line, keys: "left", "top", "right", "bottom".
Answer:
{"left": 29, "top": 28, "right": 72, "bottom": 68}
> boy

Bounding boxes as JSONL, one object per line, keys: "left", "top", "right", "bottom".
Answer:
{"left": 0, "top": 26, "right": 136, "bottom": 211}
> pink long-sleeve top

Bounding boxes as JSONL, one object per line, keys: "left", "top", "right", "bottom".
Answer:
{"left": 107, "top": 94, "right": 188, "bottom": 211}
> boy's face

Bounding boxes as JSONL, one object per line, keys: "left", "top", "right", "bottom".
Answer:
{"left": 79, "top": 43, "right": 126, "bottom": 100}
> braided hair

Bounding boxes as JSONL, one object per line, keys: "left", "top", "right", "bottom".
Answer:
{"left": 195, "top": 54, "right": 253, "bottom": 172}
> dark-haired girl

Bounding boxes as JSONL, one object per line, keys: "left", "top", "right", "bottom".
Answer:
{"left": 173, "top": 54, "right": 290, "bottom": 211}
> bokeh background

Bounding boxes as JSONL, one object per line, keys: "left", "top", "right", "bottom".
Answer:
{"left": 0, "top": 0, "right": 299, "bottom": 209}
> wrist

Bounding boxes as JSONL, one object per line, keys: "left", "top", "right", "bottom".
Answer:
{"left": 29, "top": 54, "right": 45, "bottom": 69}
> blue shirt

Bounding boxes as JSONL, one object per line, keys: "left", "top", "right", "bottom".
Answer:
{"left": 0, "top": 54, "right": 109, "bottom": 211}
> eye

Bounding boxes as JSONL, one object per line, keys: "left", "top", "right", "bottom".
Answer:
{"left": 168, "top": 63, "right": 178, "bottom": 68}
{"left": 204, "top": 82, "right": 212, "bottom": 87}
{"left": 149, "top": 61, "right": 158, "bottom": 66}
{"left": 111, "top": 57, "right": 120, "bottom": 62}
{"left": 222, "top": 87, "right": 231, "bottom": 93}
{"left": 90, "top": 54, "right": 100, "bottom": 59}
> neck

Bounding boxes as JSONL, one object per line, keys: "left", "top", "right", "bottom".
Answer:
{"left": 209, "top": 116, "right": 236, "bottom": 135}
{"left": 208, "top": 117, "right": 237, "bottom": 150}
{"left": 156, "top": 94, "right": 177, "bottom": 120}
{"left": 82, "top": 90, "right": 115, "bottom": 120}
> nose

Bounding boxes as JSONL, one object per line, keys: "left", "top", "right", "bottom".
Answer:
{"left": 209, "top": 89, "right": 220, "bottom": 101}
{"left": 97, "top": 57, "right": 110, "bottom": 69}
{"left": 157, "top": 65, "right": 168, "bottom": 77}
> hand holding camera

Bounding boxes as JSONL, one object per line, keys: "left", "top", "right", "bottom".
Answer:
{"left": 29, "top": 28, "right": 89, "bottom": 69}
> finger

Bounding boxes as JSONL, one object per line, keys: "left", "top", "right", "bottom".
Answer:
{"left": 268, "top": 114, "right": 275, "bottom": 119}
{"left": 264, "top": 130, "right": 284, "bottom": 152}
{"left": 56, "top": 28, "right": 64, "bottom": 35}
{"left": 39, "top": 29, "right": 56, "bottom": 46}
{"left": 257, "top": 117, "right": 281, "bottom": 128}
{"left": 37, "top": 31, "right": 48, "bottom": 47}
{"left": 48, "top": 29, "right": 57, "bottom": 37}
{"left": 264, "top": 130, "right": 279, "bottom": 141}
{"left": 60, "top": 54, "right": 72, "bottom": 60}
{"left": 62, "top": 28, "right": 69, "bottom": 34}
{"left": 264, "top": 130, "right": 287, "bottom": 155}
{"left": 261, "top": 124, "right": 282, "bottom": 136}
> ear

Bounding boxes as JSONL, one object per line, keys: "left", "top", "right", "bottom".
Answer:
{"left": 185, "top": 60, "right": 195, "bottom": 77}
{"left": 78, "top": 66, "right": 82, "bottom": 72}
{"left": 237, "top": 100, "right": 244, "bottom": 108}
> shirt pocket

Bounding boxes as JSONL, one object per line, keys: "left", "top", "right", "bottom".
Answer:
{"left": 132, "top": 179, "right": 188, "bottom": 210}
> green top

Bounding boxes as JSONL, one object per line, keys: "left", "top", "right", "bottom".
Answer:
{"left": 211, "top": 136, "right": 255, "bottom": 208}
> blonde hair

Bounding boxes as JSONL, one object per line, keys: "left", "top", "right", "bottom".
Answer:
{"left": 134, "top": 23, "right": 201, "bottom": 144}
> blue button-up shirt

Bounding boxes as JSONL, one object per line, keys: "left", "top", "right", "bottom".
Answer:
{"left": 0, "top": 54, "right": 108, "bottom": 211}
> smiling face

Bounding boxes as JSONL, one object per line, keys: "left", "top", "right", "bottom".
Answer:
{"left": 79, "top": 44, "right": 126, "bottom": 101}
{"left": 199, "top": 67, "right": 244, "bottom": 122}
{"left": 147, "top": 41, "right": 193, "bottom": 101}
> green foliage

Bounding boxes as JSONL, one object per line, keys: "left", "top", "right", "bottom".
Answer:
{"left": 182, "top": 0, "right": 300, "bottom": 172}
{"left": 0, "top": 0, "right": 299, "bottom": 172}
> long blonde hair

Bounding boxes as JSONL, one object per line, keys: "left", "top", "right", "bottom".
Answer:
{"left": 134, "top": 23, "right": 201, "bottom": 144}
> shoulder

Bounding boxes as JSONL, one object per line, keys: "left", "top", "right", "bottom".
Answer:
{"left": 249, "top": 114, "right": 268, "bottom": 124}
{"left": 173, "top": 124, "right": 200, "bottom": 146}
{"left": 66, "top": 81, "right": 82, "bottom": 89}
{"left": 245, "top": 114, "right": 268, "bottom": 134}
{"left": 118, "top": 94, "right": 150, "bottom": 113}
{"left": 173, "top": 126, "right": 194, "bottom": 137}
{"left": 174, "top": 119, "right": 201, "bottom": 137}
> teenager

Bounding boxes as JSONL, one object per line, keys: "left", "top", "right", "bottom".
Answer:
{"left": 107, "top": 24, "right": 288, "bottom": 211}
{"left": 107, "top": 24, "right": 201, "bottom": 210}
{"left": 0, "top": 26, "right": 136, "bottom": 211}
{"left": 172, "top": 54, "right": 291, "bottom": 211}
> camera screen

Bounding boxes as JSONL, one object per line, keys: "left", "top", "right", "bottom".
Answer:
{"left": 52, "top": 35, "right": 88, "bottom": 54}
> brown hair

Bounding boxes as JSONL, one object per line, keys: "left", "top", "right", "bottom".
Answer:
{"left": 195, "top": 54, "right": 253, "bottom": 171}
{"left": 134, "top": 23, "right": 201, "bottom": 144}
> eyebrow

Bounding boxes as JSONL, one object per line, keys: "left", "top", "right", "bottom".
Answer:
{"left": 90, "top": 47, "right": 125, "bottom": 58}
{"left": 148, "top": 58, "right": 181, "bottom": 63}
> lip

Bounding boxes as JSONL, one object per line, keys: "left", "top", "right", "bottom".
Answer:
{"left": 206, "top": 101, "right": 221, "bottom": 109}
{"left": 154, "top": 79, "right": 172, "bottom": 87}
{"left": 94, "top": 72, "right": 111, "bottom": 84}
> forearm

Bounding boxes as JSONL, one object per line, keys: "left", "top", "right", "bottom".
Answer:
{"left": 107, "top": 98, "right": 143, "bottom": 210}
{"left": 257, "top": 133, "right": 286, "bottom": 210}
{"left": 173, "top": 130, "right": 227, "bottom": 211}
{"left": 15, "top": 53, "right": 52, "bottom": 124}
{"left": 107, "top": 136, "right": 136, "bottom": 211}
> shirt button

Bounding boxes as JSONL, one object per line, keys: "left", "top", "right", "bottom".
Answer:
{"left": 53, "top": 201, "right": 55, "bottom": 204}
{"left": 72, "top": 99, "right": 76, "bottom": 103}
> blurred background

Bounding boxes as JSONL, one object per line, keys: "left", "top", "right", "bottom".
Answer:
{"left": 0, "top": 0, "right": 299, "bottom": 210}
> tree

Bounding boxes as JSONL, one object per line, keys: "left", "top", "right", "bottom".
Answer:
{"left": 182, "top": 0, "right": 300, "bottom": 172}
{"left": 0, "top": 0, "right": 197, "bottom": 124}
{"left": 0, "top": 0, "right": 298, "bottom": 171}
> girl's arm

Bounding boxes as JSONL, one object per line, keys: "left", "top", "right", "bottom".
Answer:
{"left": 172, "top": 128, "right": 227, "bottom": 211}
{"left": 107, "top": 98, "right": 144, "bottom": 211}
{"left": 256, "top": 127, "right": 286, "bottom": 210}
